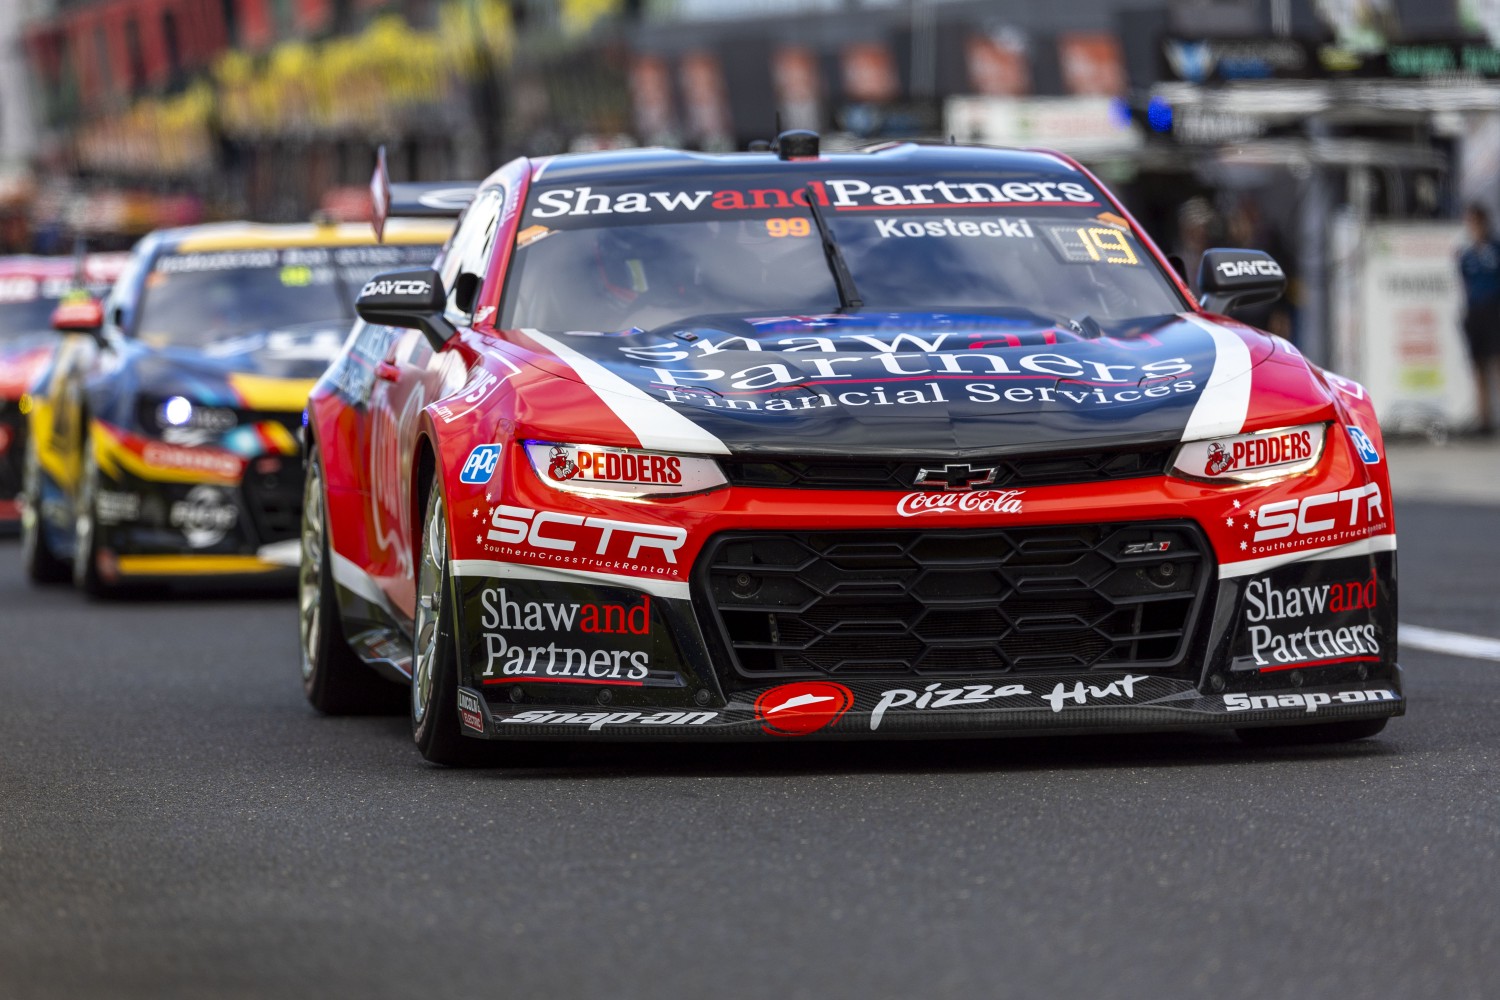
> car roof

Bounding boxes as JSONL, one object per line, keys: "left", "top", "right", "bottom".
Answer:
{"left": 527, "top": 142, "right": 1081, "bottom": 186}
{"left": 154, "top": 219, "right": 452, "bottom": 253}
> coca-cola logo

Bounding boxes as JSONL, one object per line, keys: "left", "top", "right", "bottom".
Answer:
{"left": 754, "top": 682, "right": 854, "bottom": 736}
{"left": 895, "top": 489, "right": 1024, "bottom": 518}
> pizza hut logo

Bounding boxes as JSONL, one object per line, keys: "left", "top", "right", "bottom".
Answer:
{"left": 754, "top": 682, "right": 854, "bottom": 736}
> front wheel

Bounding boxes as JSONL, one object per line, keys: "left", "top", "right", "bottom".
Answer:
{"left": 20, "top": 435, "right": 70, "bottom": 584}
{"left": 411, "top": 479, "right": 489, "bottom": 766}
{"left": 1236, "top": 717, "right": 1388, "bottom": 746}
{"left": 300, "top": 447, "right": 404, "bottom": 715}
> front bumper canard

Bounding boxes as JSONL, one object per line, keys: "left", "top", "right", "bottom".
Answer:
{"left": 459, "top": 674, "right": 1404, "bottom": 741}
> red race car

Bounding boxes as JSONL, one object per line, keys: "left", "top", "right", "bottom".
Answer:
{"left": 0, "top": 253, "right": 128, "bottom": 526}
{"left": 301, "top": 136, "right": 1400, "bottom": 765}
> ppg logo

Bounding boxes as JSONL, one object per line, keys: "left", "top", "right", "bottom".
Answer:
{"left": 459, "top": 444, "right": 503, "bottom": 484}
{"left": 1346, "top": 426, "right": 1380, "bottom": 465}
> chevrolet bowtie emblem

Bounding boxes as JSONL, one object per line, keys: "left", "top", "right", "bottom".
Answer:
{"left": 913, "top": 463, "right": 998, "bottom": 491}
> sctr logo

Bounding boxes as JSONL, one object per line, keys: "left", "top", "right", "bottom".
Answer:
{"left": 459, "top": 444, "right": 503, "bottom": 484}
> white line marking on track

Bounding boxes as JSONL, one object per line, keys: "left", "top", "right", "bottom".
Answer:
{"left": 1400, "top": 624, "right": 1500, "bottom": 663}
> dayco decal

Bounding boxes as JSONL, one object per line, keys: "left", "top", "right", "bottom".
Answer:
{"left": 500, "top": 710, "right": 717, "bottom": 730}
{"left": 896, "top": 489, "right": 1023, "bottom": 518}
{"left": 755, "top": 682, "right": 854, "bottom": 736}
{"left": 1216, "top": 259, "right": 1284, "bottom": 278}
{"left": 457, "top": 689, "right": 485, "bottom": 733}
{"left": 1242, "top": 567, "right": 1380, "bottom": 669}
{"left": 871, "top": 682, "right": 1030, "bottom": 730}
{"left": 477, "top": 586, "right": 652, "bottom": 683}
{"left": 1251, "top": 484, "right": 1385, "bottom": 546}
{"left": 484, "top": 505, "right": 686, "bottom": 575}
{"left": 1224, "top": 689, "right": 1397, "bottom": 713}
{"left": 529, "top": 179, "right": 1098, "bottom": 219}
{"left": 359, "top": 278, "right": 430, "bottom": 297}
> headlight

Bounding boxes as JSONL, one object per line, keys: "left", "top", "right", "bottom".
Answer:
{"left": 1172, "top": 423, "right": 1327, "bottom": 483}
{"left": 142, "top": 395, "right": 238, "bottom": 434}
{"left": 525, "top": 441, "right": 728, "bottom": 497}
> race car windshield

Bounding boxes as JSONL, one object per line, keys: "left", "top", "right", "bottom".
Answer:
{"left": 500, "top": 174, "right": 1187, "bottom": 334}
{"left": 135, "top": 245, "right": 438, "bottom": 346}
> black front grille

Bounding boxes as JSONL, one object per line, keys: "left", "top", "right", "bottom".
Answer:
{"left": 722, "top": 447, "right": 1173, "bottom": 491}
{"left": 241, "top": 453, "right": 305, "bottom": 544}
{"left": 696, "top": 522, "right": 1210, "bottom": 680}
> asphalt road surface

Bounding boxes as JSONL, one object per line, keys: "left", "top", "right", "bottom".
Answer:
{"left": 3, "top": 499, "right": 1498, "bottom": 1000}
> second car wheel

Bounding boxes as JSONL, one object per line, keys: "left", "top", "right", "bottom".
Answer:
{"left": 71, "top": 433, "right": 113, "bottom": 597}
{"left": 19, "top": 436, "right": 70, "bottom": 585}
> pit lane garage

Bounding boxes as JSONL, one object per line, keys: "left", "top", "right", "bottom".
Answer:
{"left": 20, "top": 220, "right": 450, "bottom": 594}
{"left": 299, "top": 135, "right": 1401, "bottom": 765}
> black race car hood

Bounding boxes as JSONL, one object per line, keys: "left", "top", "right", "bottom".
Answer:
{"left": 514, "top": 312, "right": 1283, "bottom": 458}
{"left": 124, "top": 322, "right": 347, "bottom": 406}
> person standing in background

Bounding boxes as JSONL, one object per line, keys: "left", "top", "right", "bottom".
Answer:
{"left": 1458, "top": 203, "right": 1500, "bottom": 436}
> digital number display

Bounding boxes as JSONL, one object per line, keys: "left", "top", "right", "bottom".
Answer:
{"left": 1042, "top": 224, "right": 1141, "bottom": 266}
{"left": 765, "top": 217, "right": 811, "bottom": 238}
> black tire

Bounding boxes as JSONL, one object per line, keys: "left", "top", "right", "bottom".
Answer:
{"left": 20, "top": 435, "right": 70, "bottom": 584}
{"left": 1236, "top": 717, "right": 1388, "bottom": 746}
{"left": 300, "top": 447, "right": 405, "bottom": 715}
{"left": 410, "top": 478, "right": 493, "bottom": 766}
{"left": 72, "top": 433, "right": 113, "bottom": 598}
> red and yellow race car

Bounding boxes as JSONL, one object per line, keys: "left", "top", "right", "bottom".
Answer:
{"left": 0, "top": 253, "right": 127, "bottom": 526}
{"left": 300, "top": 137, "right": 1399, "bottom": 764}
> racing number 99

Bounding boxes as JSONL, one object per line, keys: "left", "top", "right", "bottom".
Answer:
{"left": 766, "top": 218, "right": 812, "bottom": 238}
{"left": 1075, "top": 227, "right": 1138, "bottom": 265}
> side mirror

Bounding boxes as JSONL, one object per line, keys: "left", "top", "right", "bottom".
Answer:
{"left": 354, "top": 267, "right": 456, "bottom": 351}
{"left": 1197, "top": 249, "right": 1286, "bottom": 314}
{"left": 51, "top": 297, "right": 105, "bottom": 337}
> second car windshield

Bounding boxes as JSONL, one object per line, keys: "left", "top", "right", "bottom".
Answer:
{"left": 500, "top": 172, "right": 1187, "bottom": 333}
{"left": 135, "top": 245, "right": 438, "bottom": 347}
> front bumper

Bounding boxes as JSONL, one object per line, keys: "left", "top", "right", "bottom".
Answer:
{"left": 88, "top": 420, "right": 304, "bottom": 579}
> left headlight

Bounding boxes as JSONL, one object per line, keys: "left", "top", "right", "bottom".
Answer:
{"left": 525, "top": 441, "right": 728, "bottom": 498}
{"left": 1172, "top": 422, "right": 1327, "bottom": 483}
{"left": 140, "top": 395, "right": 238, "bottom": 435}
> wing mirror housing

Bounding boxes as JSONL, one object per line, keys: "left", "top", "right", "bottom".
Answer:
{"left": 1197, "top": 249, "right": 1286, "bottom": 314}
{"left": 51, "top": 296, "right": 105, "bottom": 339}
{"left": 354, "top": 267, "right": 456, "bottom": 351}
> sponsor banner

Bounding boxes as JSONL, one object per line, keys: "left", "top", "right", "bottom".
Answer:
{"left": 481, "top": 505, "right": 686, "bottom": 578}
{"left": 500, "top": 710, "right": 718, "bottom": 731}
{"left": 168, "top": 485, "right": 240, "bottom": 548}
{"left": 1240, "top": 483, "right": 1389, "bottom": 557}
{"left": 1347, "top": 425, "right": 1380, "bottom": 464}
{"left": 1176, "top": 424, "right": 1324, "bottom": 481}
{"left": 1232, "top": 555, "right": 1390, "bottom": 672}
{"left": 459, "top": 444, "right": 503, "bottom": 484}
{"left": 1224, "top": 688, "right": 1398, "bottom": 713}
{"left": 523, "top": 442, "right": 727, "bottom": 496}
{"left": 755, "top": 682, "right": 855, "bottom": 736}
{"left": 462, "top": 581, "right": 684, "bottom": 688}
{"left": 525, "top": 177, "right": 1101, "bottom": 226}
{"left": 896, "top": 489, "right": 1023, "bottom": 518}
{"left": 458, "top": 688, "right": 486, "bottom": 733}
{"left": 433, "top": 359, "right": 519, "bottom": 423}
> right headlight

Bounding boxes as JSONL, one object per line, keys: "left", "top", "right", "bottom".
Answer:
{"left": 1172, "top": 422, "right": 1327, "bottom": 483}
{"left": 139, "top": 395, "right": 238, "bottom": 435}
